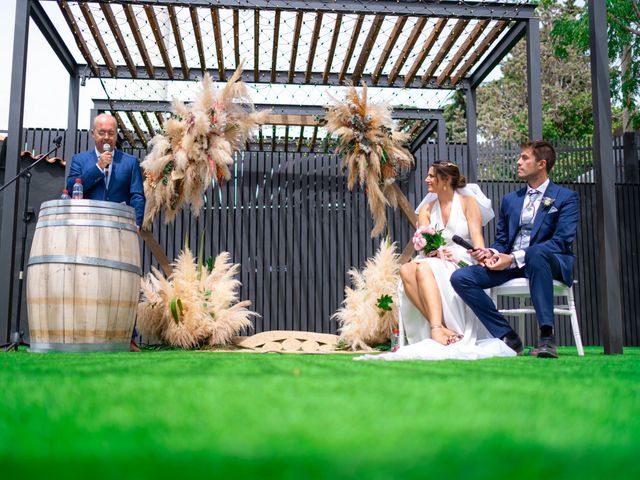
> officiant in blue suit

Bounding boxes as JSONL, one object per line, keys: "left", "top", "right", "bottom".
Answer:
{"left": 451, "top": 141, "right": 579, "bottom": 358}
{"left": 66, "top": 113, "right": 145, "bottom": 228}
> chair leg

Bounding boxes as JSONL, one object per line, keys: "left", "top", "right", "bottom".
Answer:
{"left": 567, "top": 287, "right": 584, "bottom": 356}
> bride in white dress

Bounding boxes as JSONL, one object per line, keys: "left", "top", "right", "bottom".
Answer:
{"left": 356, "top": 161, "right": 515, "bottom": 361}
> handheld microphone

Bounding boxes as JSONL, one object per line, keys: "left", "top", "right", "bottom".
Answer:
{"left": 103, "top": 143, "right": 111, "bottom": 174}
{"left": 452, "top": 235, "right": 475, "bottom": 251}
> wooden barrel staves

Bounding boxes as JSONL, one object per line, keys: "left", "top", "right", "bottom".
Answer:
{"left": 26, "top": 199, "right": 141, "bottom": 352}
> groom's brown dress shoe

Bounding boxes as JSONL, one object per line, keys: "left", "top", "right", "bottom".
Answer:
{"left": 529, "top": 336, "right": 558, "bottom": 358}
{"left": 502, "top": 333, "right": 523, "bottom": 354}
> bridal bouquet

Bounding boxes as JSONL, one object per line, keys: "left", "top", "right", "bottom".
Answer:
{"left": 413, "top": 225, "right": 446, "bottom": 255}
{"left": 413, "top": 225, "right": 468, "bottom": 267}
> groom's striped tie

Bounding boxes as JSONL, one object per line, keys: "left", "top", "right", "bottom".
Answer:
{"left": 515, "top": 189, "right": 540, "bottom": 250}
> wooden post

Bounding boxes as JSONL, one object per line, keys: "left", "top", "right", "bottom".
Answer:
{"left": 387, "top": 183, "right": 417, "bottom": 264}
{"left": 139, "top": 230, "right": 173, "bottom": 277}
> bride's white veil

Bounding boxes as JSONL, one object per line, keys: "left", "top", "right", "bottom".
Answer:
{"left": 414, "top": 183, "right": 495, "bottom": 226}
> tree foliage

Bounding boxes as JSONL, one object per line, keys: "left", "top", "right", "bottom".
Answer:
{"left": 444, "top": 0, "right": 626, "bottom": 142}
{"left": 550, "top": 0, "right": 640, "bottom": 131}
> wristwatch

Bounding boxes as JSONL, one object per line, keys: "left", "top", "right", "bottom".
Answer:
{"left": 510, "top": 253, "right": 517, "bottom": 268}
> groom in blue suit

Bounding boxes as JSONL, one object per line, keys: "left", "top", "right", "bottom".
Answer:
{"left": 451, "top": 141, "right": 579, "bottom": 358}
{"left": 66, "top": 113, "right": 145, "bottom": 228}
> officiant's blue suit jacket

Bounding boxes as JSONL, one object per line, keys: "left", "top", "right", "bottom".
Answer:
{"left": 66, "top": 149, "right": 145, "bottom": 227}
{"left": 491, "top": 181, "right": 579, "bottom": 286}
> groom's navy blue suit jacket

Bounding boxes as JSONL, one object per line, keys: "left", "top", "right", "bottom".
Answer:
{"left": 66, "top": 149, "right": 145, "bottom": 227}
{"left": 491, "top": 181, "right": 579, "bottom": 286}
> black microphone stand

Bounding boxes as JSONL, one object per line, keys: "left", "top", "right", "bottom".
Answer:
{"left": 0, "top": 136, "right": 63, "bottom": 351}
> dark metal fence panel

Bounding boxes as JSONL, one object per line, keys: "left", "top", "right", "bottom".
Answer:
{"left": 3, "top": 129, "right": 640, "bottom": 346}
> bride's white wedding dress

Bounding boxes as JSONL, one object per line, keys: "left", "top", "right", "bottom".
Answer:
{"left": 356, "top": 189, "right": 515, "bottom": 361}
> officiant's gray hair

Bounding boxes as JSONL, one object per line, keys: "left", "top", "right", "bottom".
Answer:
{"left": 431, "top": 160, "right": 467, "bottom": 189}
{"left": 522, "top": 140, "right": 556, "bottom": 173}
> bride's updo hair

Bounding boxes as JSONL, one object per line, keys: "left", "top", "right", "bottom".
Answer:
{"left": 431, "top": 160, "right": 467, "bottom": 189}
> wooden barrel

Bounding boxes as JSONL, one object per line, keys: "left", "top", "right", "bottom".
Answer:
{"left": 26, "top": 199, "right": 141, "bottom": 352}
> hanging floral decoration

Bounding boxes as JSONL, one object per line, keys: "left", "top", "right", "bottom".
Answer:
{"left": 137, "top": 247, "right": 257, "bottom": 349}
{"left": 141, "top": 67, "right": 269, "bottom": 229}
{"left": 323, "top": 83, "right": 414, "bottom": 237}
{"left": 332, "top": 239, "right": 400, "bottom": 350}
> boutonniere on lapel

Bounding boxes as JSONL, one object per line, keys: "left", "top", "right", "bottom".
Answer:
{"left": 542, "top": 197, "right": 555, "bottom": 209}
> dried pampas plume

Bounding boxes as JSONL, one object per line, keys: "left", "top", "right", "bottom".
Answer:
{"left": 332, "top": 239, "right": 400, "bottom": 350}
{"left": 141, "top": 66, "right": 269, "bottom": 229}
{"left": 324, "top": 83, "right": 413, "bottom": 237}
{"left": 137, "top": 249, "right": 258, "bottom": 349}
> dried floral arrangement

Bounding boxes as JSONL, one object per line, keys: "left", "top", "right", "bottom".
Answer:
{"left": 332, "top": 239, "right": 400, "bottom": 350}
{"left": 323, "top": 83, "right": 414, "bottom": 237}
{"left": 137, "top": 245, "right": 257, "bottom": 349}
{"left": 141, "top": 67, "right": 268, "bottom": 229}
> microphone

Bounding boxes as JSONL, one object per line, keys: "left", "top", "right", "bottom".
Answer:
{"left": 53, "top": 135, "right": 63, "bottom": 146}
{"left": 452, "top": 235, "right": 475, "bottom": 251}
{"left": 103, "top": 143, "right": 111, "bottom": 175}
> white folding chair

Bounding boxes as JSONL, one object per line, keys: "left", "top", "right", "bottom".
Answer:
{"left": 490, "top": 278, "right": 584, "bottom": 356}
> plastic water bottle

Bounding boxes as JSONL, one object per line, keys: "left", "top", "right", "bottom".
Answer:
{"left": 60, "top": 189, "right": 71, "bottom": 200}
{"left": 72, "top": 178, "right": 83, "bottom": 199}
{"left": 391, "top": 328, "right": 400, "bottom": 352}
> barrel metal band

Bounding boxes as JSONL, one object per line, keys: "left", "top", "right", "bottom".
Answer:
{"left": 29, "top": 342, "right": 130, "bottom": 353}
{"left": 28, "top": 255, "right": 141, "bottom": 275}
{"left": 36, "top": 219, "right": 138, "bottom": 233}
{"left": 42, "top": 199, "right": 134, "bottom": 214}
{"left": 39, "top": 206, "right": 136, "bottom": 220}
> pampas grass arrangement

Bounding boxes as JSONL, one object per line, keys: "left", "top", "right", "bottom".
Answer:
{"left": 141, "top": 66, "right": 268, "bottom": 229}
{"left": 324, "top": 83, "right": 414, "bottom": 237}
{"left": 332, "top": 239, "right": 400, "bottom": 350}
{"left": 137, "top": 249, "right": 257, "bottom": 349}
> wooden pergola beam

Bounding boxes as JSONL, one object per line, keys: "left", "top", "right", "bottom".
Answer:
{"left": 100, "top": 3, "right": 137, "bottom": 78}
{"left": 123, "top": 4, "right": 155, "bottom": 77}
{"left": 421, "top": 19, "right": 470, "bottom": 85}
{"left": 126, "top": 111, "right": 148, "bottom": 148}
{"left": 388, "top": 17, "right": 427, "bottom": 86}
{"left": 140, "top": 111, "right": 156, "bottom": 136}
{"left": 167, "top": 5, "right": 189, "bottom": 79}
{"left": 451, "top": 20, "right": 508, "bottom": 85}
{"left": 323, "top": 14, "right": 343, "bottom": 84}
{"left": 210, "top": 8, "right": 226, "bottom": 81}
{"left": 372, "top": 16, "right": 407, "bottom": 85}
{"left": 352, "top": 14, "right": 384, "bottom": 84}
{"left": 437, "top": 20, "right": 489, "bottom": 86}
{"left": 233, "top": 9, "right": 240, "bottom": 68}
{"left": 59, "top": 2, "right": 99, "bottom": 77}
{"left": 404, "top": 17, "right": 448, "bottom": 86}
{"left": 190, "top": 6, "right": 206, "bottom": 73}
{"left": 288, "top": 12, "right": 304, "bottom": 83}
{"left": 338, "top": 14, "right": 365, "bottom": 82}
{"left": 305, "top": 12, "right": 323, "bottom": 83}
{"left": 144, "top": 5, "right": 174, "bottom": 79}
{"left": 79, "top": 3, "right": 117, "bottom": 77}
{"left": 254, "top": 10, "right": 260, "bottom": 82}
{"left": 271, "top": 10, "right": 281, "bottom": 83}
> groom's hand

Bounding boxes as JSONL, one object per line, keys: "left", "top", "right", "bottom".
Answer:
{"left": 485, "top": 253, "right": 512, "bottom": 271}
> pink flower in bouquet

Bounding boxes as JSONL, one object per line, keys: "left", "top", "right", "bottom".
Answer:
{"left": 425, "top": 225, "right": 436, "bottom": 235}
{"left": 413, "top": 234, "right": 427, "bottom": 251}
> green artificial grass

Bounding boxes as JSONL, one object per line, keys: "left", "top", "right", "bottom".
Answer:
{"left": 1, "top": 347, "right": 639, "bottom": 479}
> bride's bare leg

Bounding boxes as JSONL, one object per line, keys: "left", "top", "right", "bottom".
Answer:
{"left": 400, "top": 263, "right": 430, "bottom": 319}
{"left": 415, "top": 262, "right": 461, "bottom": 345}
